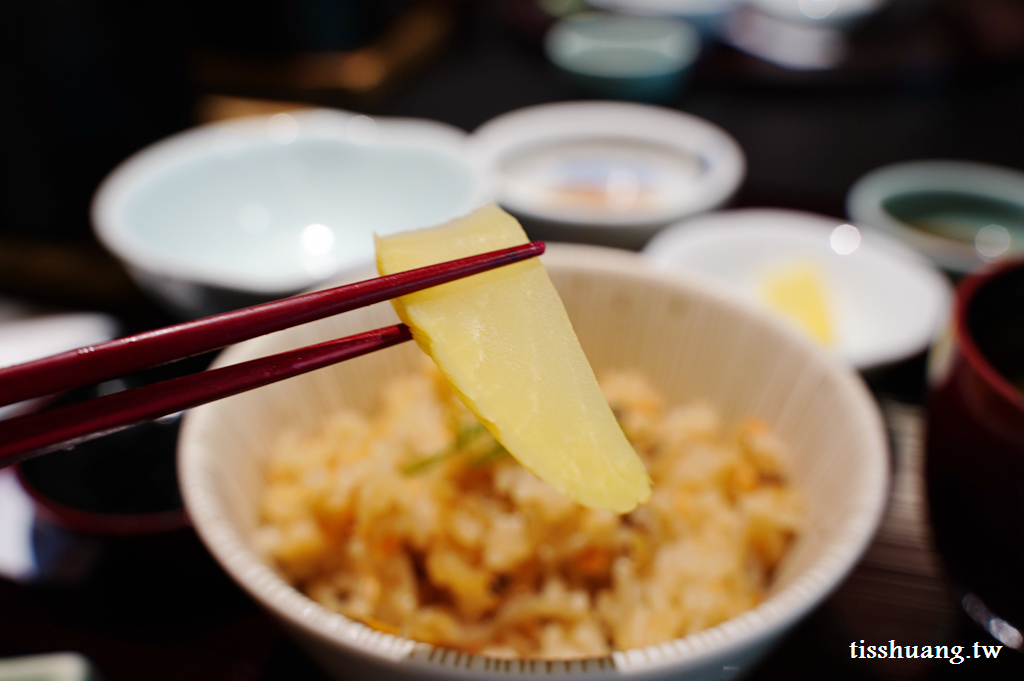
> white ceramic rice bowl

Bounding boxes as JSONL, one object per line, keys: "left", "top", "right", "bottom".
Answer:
{"left": 179, "top": 244, "right": 888, "bottom": 680}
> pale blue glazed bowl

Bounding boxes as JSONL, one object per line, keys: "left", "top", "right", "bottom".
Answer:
{"left": 92, "top": 109, "right": 486, "bottom": 318}
{"left": 545, "top": 13, "right": 701, "bottom": 103}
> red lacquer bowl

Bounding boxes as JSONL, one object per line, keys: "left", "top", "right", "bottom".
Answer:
{"left": 927, "top": 259, "right": 1024, "bottom": 648}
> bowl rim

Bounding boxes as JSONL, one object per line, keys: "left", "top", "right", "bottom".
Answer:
{"left": 178, "top": 244, "right": 889, "bottom": 677}
{"left": 641, "top": 207, "right": 954, "bottom": 370}
{"left": 467, "top": 101, "right": 746, "bottom": 230}
{"left": 91, "top": 108, "right": 487, "bottom": 295}
{"left": 845, "top": 159, "right": 1024, "bottom": 274}
{"left": 15, "top": 462, "right": 190, "bottom": 536}
{"left": 953, "top": 258, "right": 1024, "bottom": 413}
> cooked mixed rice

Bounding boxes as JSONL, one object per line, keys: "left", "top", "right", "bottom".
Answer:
{"left": 256, "top": 359, "right": 801, "bottom": 659}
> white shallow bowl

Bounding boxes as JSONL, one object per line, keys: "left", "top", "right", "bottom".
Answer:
{"left": 93, "top": 109, "right": 486, "bottom": 318}
{"left": 468, "top": 102, "right": 745, "bottom": 249}
{"left": 846, "top": 159, "right": 1024, "bottom": 274}
{"left": 180, "top": 244, "right": 888, "bottom": 681}
{"left": 643, "top": 208, "right": 953, "bottom": 370}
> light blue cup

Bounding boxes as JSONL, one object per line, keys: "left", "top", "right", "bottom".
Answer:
{"left": 544, "top": 12, "right": 702, "bottom": 103}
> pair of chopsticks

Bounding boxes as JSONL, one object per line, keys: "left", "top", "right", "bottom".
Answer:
{"left": 0, "top": 241, "right": 545, "bottom": 468}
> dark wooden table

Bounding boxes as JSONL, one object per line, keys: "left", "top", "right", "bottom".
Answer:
{"left": 3, "top": 1, "right": 1024, "bottom": 678}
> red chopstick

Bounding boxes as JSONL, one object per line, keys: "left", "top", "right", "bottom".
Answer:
{"left": 0, "top": 241, "right": 544, "bottom": 407}
{"left": 0, "top": 324, "right": 412, "bottom": 467}
{"left": 0, "top": 241, "right": 545, "bottom": 467}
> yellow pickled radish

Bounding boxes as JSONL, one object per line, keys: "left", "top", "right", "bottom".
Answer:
{"left": 760, "top": 262, "right": 834, "bottom": 346}
{"left": 375, "top": 204, "right": 651, "bottom": 513}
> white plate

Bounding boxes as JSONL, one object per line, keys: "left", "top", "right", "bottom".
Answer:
{"left": 468, "top": 101, "right": 745, "bottom": 243}
{"left": 846, "top": 159, "right": 1024, "bottom": 274}
{"left": 642, "top": 208, "right": 953, "bottom": 369}
{"left": 93, "top": 109, "right": 487, "bottom": 299}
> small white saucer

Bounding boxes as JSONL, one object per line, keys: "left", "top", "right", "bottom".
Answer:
{"left": 468, "top": 101, "right": 745, "bottom": 248}
{"left": 642, "top": 208, "right": 953, "bottom": 369}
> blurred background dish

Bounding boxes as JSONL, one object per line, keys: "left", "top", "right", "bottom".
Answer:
{"left": 2, "top": 358, "right": 249, "bottom": 629}
{"left": 723, "top": 4, "right": 849, "bottom": 71}
{"left": 926, "top": 259, "right": 1024, "bottom": 649}
{"left": 847, "top": 160, "right": 1024, "bottom": 275}
{"left": 92, "top": 109, "right": 486, "bottom": 319}
{"left": 468, "top": 101, "right": 745, "bottom": 249}
{"left": 585, "top": 0, "right": 737, "bottom": 39}
{"left": 544, "top": 12, "right": 702, "bottom": 102}
{"left": 0, "top": 652, "right": 97, "bottom": 681}
{"left": 722, "top": 0, "right": 892, "bottom": 72}
{"left": 642, "top": 208, "right": 953, "bottom": 370}
{"left": 746, "top": 0, "right": 891, "bottom": 28}
{"left": 0, "top": 312, "right": 119, "bottom": 420}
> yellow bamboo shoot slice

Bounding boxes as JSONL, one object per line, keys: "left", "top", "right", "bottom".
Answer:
{"left": 375, "top": 204, "right": 651, "bottom": 512}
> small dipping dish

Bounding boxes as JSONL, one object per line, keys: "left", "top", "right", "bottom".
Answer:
{"left": 642, "top": 208, "right": 953, "bottom": 370}
{"left": 847, "top": 160, "right": 1024, "bottom": 274}
{"left": 544, "top": 12, "right": 701, "bottom": 102}
{"left": 468, "top": 101, "right": 745, "bottom": 249}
